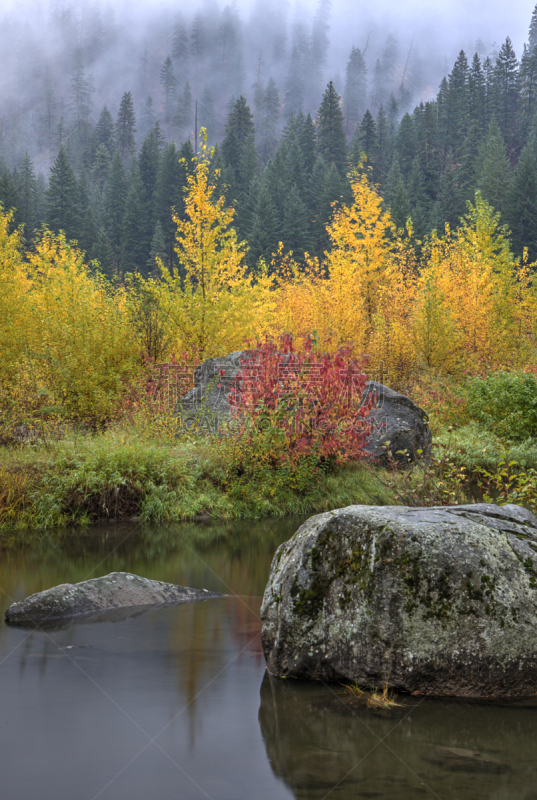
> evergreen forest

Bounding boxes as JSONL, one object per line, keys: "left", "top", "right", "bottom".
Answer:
{"left": 3, "top": 1, "right": 537, "bottom": 272}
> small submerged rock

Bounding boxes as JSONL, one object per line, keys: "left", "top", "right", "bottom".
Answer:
{"left": 261, "top": 503, "right": 537, "bottom": 697}
{"left": 5, "top": 572, "right": 223, "bottom": 626}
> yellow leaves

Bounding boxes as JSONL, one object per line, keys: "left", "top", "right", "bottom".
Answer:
{"left": 0, "top": 220, "right": 139, "bottom": 423}
{"left": 152, "top": 151, "right": 275, "bottom": 359}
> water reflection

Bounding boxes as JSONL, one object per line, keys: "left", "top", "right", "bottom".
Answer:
{"left": 259, "top": 673, "right": 537, "bottom": 799}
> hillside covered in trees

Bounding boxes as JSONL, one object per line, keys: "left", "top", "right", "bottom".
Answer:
{"left": 2, "top": 0, "right": 537, "bottom": 272}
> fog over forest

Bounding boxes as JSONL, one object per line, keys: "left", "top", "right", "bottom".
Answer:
{"left": 0, "top": 0, "right": 530, "bottom": 169}
{"left": 2, "top": 0, "right": 537, "bottom": 277}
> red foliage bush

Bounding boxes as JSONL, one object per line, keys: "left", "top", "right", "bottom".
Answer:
{"left": 225, "top": 334, "right": 372, "bottom": 467}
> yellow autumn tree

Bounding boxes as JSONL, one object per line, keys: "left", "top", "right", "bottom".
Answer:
{"left": 152, "top": 135, "right": 274, "bottom": 359}
{"left": 415, "top": 194, "right": 535, "bottom": 372}
{"left": 319, "top": 170, "right": 394, "bottom": 350}
{"left": 0, "top": 207, "right": 29, "bottom": 386}
{"left": 22, "top": 231, "right": 139, "bottom": 421}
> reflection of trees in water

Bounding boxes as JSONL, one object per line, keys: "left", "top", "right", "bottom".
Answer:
{"left": 258, "top": 672, "right": 536, "bottom": 800}
{"left": 0, "top": 517, "right": 300, "bottom": 697}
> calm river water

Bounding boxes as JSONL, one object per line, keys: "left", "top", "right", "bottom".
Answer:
{"left": 1, "top": 517, "right": 537, "bottom": 800}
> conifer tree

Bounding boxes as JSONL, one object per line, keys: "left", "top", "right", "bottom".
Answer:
{"left": 476, "top": 118, "right": 511, "bottom": 215}
{"left": 140, "top": 96, "right": 157, "bottom": 139}
{"left": 282, "top": 184, "right": 312, "bottom": 259}
{"left": 355, "top": 110, "right": 377, "bottom": 165}
{"left": 344, "top": 46, "right": 367, "bottom": 135}
{"left": 507, "top": 145, "right": 537, "bottom": 259}
{"left": 172, "top": 13, "right": 189, "bottom": 72}
{"left": 174, "top": 82, "right": 193, "bottom": 131}
{"left": 493, "top": 37, "right": 520, "bottom": 151}
{"left": 248, "top": 182, "right": 281, "bottom": 268}
{"left": 468, "top": 53, "right": 486, "bottom": 133}
{"left": 385, "top": 158, "right": 410, "bottom": 230}
{"left": 284, "top": 43, "right": 305, "bottom": 119}
{"left": 160, "top": 56, "right": 177, "bottom": 124}
{"left": 153, "top": 142, "right": 190, "bottom": 269}
{"left": 94, "top": 106, "right": 115, "bottom": 153}
{"left": 122, "top": 161, "right": 147, "bottom": 273}
{"left": 395, "top": 113, "right": 417, "bottom": 178}
{"left": 46, "top": 146, "right": 79, "bottom": 240}
{"left": 529, "top": 4, "right": 537, "bottom": 51}
{"left": 16, "top": 152, "right": 37, "bottom": 238}
{"left": 316, "top": 82, "right": 348, "bottom": 177}
{"left": 105, "top": 150, "right": 128, "bottom": 270}
{"left": 116, "top": 92, "right": 136, "bottom": 160}
{"left": 256, "top": 78, "right": 280, "bottom": 164}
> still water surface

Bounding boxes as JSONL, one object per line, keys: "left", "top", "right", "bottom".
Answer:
{"left": 1, "top": 518, "right": 537, "bottom": 800}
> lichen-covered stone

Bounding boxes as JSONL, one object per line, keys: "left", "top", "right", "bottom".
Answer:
{"left": 261, "top": 504, "right": 537, "bottom": 696}
{"left": 5, "top": 572, "right": 223, "bottom": 626}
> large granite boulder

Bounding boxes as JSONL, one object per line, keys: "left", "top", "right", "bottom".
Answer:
{"left": 176, "top": 352, "right": 430, "bottom": 462}
{"left": 5, "top": 572, "right": 223, "bottom": 627}
{"left": 261, "top": 504, "right": 537, "bottom": 697}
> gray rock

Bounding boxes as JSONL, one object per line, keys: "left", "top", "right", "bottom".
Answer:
{"left": 361, "top": 381, "right": 431, "bottom": 465}
{"left": 261, "top": 503, "right": 537, "bottom": 696}
{"left": 5, "top": 572, "right": 223, "bottom": 626}
{"left": 176, "top": 352, "right": 431, "bottom": 462}
{"left": 176, "top": 351, "right": 247, "bottom": 432}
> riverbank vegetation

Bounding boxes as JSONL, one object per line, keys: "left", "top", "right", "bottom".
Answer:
{"left": 2, "top": 135, "right": 537, "bottom": 534}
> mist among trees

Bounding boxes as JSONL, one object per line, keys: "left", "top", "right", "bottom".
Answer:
{"left": 1, "top": 0, "right": 537, "bottom": 274}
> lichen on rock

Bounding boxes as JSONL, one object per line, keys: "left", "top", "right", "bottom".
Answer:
{"left": 261, "top": 504, "right": 537, "bottom": 696}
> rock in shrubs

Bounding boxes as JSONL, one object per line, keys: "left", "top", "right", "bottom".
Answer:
{"left": 176, "top": 351, "right": 431, "bottom": 464}
{"left": 261, "top": 504, "right": 537, "bottom": 697}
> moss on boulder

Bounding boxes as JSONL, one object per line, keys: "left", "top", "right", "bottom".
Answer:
{"left": 261, "top": 504, "right": 537, "bottom": 696}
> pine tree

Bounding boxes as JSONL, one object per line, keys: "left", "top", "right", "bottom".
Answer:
{"left": 355, "top": 110, "right": 377, "bottom": 165}
{"left": 116, "top": 92, "right": 136, "bottom": 160}
{"left": 174, "top": 82, "right": 193, "bottom": 131}
{"left": 105, "top": 150, "right": 128, "bottom": 270}
{"left": 445, "top": 50, "right": 469, "bottom": 154}
{"left": 519, "top": 43, "right": 537, "bottom": 138}
{"left": 476, "top": 117, "right": 511, "bottom": 215}
{"left": 222, "top": 97, "right": 256, "bottom": 197}
{"left": 299, "top": 113, "right": 317, "bottom": 176}
{"left": 436, "top": 151, "right": 465, "bottom": 231}
{"left": 316, "top": 82, "right": 348, "bottom": 177}
{"left": 385, "top": 158, "right": 410, "bottom": 230}
{"left": 140, "top": 96, "right": 157, "bottom": 139}
{"left": 153, "top": 142, "right": 190, "bottom": 270}
{"left": 94, "top": 106, "right": 115, "bottom": 153}
{"left": 493, "top": 37, "right": 520, "bottom": 151}
{"left": 344, "top": 46, "right": 367, "bottom": 135}
{"left": 16, "top": 152, "right": 37, "bottom": 238}
{"left": 468, "top": 53, "right": 486, "bottom": 133}
{"left": 70, "top": 49, "right": 92, "bottom": 123}
{"left": 284, "top": 43, "right": 305, "bottom": 119}
{"left": 92, "top": 143, "right": 111, "bottom": 201}
{"left": 138, "top": 126, "right": 163, "bottom": 255}
{"left": 172, "top": 13, "right": 189, "bottom": 72}
{"left": 282, "top": 183, "right": 312, "bottom": 259}
{"left": 395, "top": 113, "right": 417, "bottom": 178}
{"left": 406, "top": 158, "right": 431, "bottom": 239}
{"left": 248, "top": 182, "right": 281, "bottom": 268}
{"left": 45, "top": 146, "right": 79, "bottom": 240}
{"left": 160, "top": 56, "right": 177, "bottom": 124}
{"left": 507, "top": 145, "right": 537, "bottom": 259}
{"left": 122, "top": 161, "right": 148, "bottom": 274}
{"left": 256, "top": 78, "right": 280, "bottom": 164}
{"left": 529, "top": 3, "right": 537, "bottom": 51}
